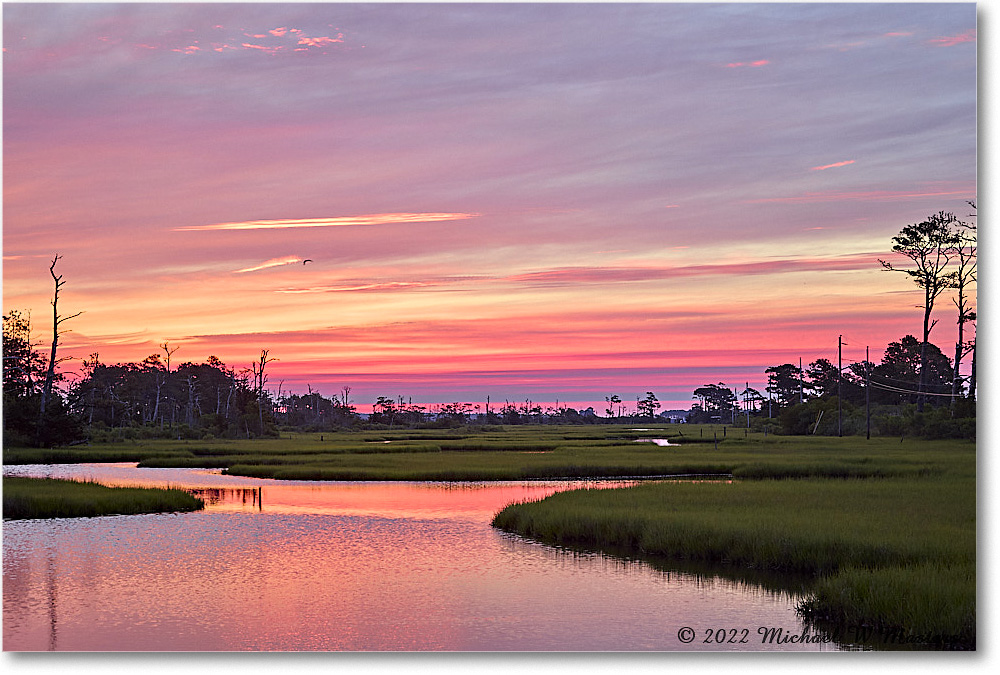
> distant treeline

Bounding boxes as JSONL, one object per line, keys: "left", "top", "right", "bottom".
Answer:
{"left": 2, "top": 317, "right": 976, "bottom": 447}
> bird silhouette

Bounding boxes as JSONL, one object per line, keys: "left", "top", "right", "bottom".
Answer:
{"left": 303, "top": 259, "right": 313, "bottom": 264}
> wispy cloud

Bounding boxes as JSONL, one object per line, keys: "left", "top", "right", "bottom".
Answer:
{"left": 269, "top": 255, "right": 880, "bottom": 295}
{"left": 177, "top": 212, "right": 481, "bottom": 232}
{"left": 276, "top": 281, "right": 434, "bottom": 294}
{"left": 929, "top": 29, "right": 976, "bottom": 47}
{"left": 725, "top": 59, "right": 770, "bottom": 68}
{"left": 502, "top": 254, "right": 880, "bottom": 287}
{"left": 810, "top": 159, "right": 855, "bottom": 171}
{"left": 747, "top": 188, "right": 970, "bottom": 204}
{"left": 234, "top": 255, "right": 304, "bottom": 273}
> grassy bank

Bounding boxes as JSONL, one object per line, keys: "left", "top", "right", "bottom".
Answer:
{"left": 491, "top": 473, "right": 975, "bottom": 648}
{"left": 3, "top": 477, "right": 204, "bottom": 519}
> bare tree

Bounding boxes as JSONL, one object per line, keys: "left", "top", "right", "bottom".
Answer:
{"left": 38, "top": 256, "right": 82, "bottom": 418}
{"left": 879, "top": 212, "right": 958, "bottom": 411}
{"left": 160, "top": 341, "right": 179, "bottom": 372}
{"left": 950, "top": 202, "right": 976, "bottom": 404}
{"left": 251, "top": 349, "right": 277, "bottom": 435}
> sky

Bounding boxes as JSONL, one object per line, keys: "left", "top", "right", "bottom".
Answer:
{"left": 1, "top": 2, "right": 978, "bottom": 412}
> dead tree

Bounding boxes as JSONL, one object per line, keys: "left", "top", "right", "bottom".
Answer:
{"left": 38, "top": 255, "right": 82, "bottom": 418}
{"left": 949, "top": 212, "right": 976, "bottom": 406}
{"left": 251, "top": 349, "right": 277, "bottom": 436}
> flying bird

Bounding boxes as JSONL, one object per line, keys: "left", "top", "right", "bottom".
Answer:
{"left": 303, "top": 259, "right": 313, "bottom": 264}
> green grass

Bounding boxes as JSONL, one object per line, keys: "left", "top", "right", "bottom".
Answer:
{"left": 3, "top": 477, "right": 205, "bottom": 519}
{"left": 491, "top": 477, "right": 974, "bottom": 572}
{"left": 4, "top": 426, "right": 968, "bottom": 482}
{"left": 798, "top": 562, "right": 976, "bottom": 648}
{"left": 491, "top": 471, "right": 975, "bottom": 649}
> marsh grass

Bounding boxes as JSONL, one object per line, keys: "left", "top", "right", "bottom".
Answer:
{"left": 5, "top": 427, "right": 973, "bottom": 483}
{"left": 2, "top": 426, "right": 975, "bottom": 647}
{"left": 491, "top": 472, "right": 975, "bottom": 649}
{"left": 3, "top": 477, "right": 204, "bottom": 519}
{"left": 798, "top": 562, "right": 975, "bottom": 648}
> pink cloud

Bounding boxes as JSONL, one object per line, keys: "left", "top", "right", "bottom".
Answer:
{"left": 810, "top": 159, "right": 855, "bottom": 171}
{"left": 726, "top": 59, "right": 770, "bottom": 68}
{"left": 883, "top": 31, "right": 913, "bottom": 37}
{"left": 298, "top": 36, "right": 344, "bottom": 47}
{"left": 929, "top": 29, "right": 976, "bottom": 47}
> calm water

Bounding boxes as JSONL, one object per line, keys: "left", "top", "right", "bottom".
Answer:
{"left": 3, "top": 463, "right": 837, "bottom": 651}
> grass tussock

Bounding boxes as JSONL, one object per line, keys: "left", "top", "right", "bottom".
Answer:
{"left": 3, "top": 476, "right": 204, "bottom": 519}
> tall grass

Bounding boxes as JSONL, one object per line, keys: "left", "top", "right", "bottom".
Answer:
{"left": 491, "top": 475, "right": 975, "bottom": 648}
{"left": 3, "top": 477, "right": 204, "bottom": 519}
{"left": 798, "top": 562, "right": 975, "bottom": 648}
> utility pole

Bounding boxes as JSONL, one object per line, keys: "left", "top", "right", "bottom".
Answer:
{"left": 838, "top": 335, "right": 843, "bottom": 437}
{"left": 799, "top": 357, "right": 804, "bottom": 405}
{"left": 746, "top": 382, "right": 750, "bottom": 428}
{"left": 865, "top": 345, "right": 871, "bottom": 440}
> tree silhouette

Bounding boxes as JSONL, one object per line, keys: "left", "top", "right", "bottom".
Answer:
{"left": 879, "top": 212, "right": 959, "bottom": 411}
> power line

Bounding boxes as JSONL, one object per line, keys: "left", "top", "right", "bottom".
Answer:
{"left": 868, "top": 381, "right": 963, "bottom": 397}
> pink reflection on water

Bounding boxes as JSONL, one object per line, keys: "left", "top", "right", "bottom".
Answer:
{"left": 3, "top": 465, "right": 832, "bottom": 651}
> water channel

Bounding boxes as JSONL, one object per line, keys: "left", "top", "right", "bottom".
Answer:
{"left": 3, "top": 463, "right": 840, "bottom": 651}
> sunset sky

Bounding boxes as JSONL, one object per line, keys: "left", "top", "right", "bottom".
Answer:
{"left": 2, "top": 2, "right": 977, "bottom": 412}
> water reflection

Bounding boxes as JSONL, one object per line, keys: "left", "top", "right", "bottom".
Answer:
{"left": 187, "top": 487, "right": 263, "bottom": 510}
{"left": 3, "top": 464, "right": 835, "bottom": 651}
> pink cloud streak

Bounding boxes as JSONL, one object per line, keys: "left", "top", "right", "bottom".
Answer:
{"left": 725, "top": 59, "right": 770, "bottom": 68}
{"left": 810, "top": 159, "right": 855, "bottom": 171}
{"left": 929, "top": 29, "right": 976, "bottom": 47}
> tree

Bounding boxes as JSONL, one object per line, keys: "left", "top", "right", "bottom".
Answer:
{"left": 39, "top": 255, "right": 82, "bottom": 421}
{"left": 637, "top": 391, "right": 660, "bottom": 418}
{"left": 691, "top": 384, "right": 736, "bottom": 421}
{"left": 948, "top": 203, "right": 976, "bottom": 404}
{"left": 3, "top": 311, "right": 45, "bottom": 444}
{"left": 805, "top": 359, "right": 839, "bottom": 399}
{"left": 604, "top": 394, "right": 621, "bottom": 418}
{"left": 879, "top": 212, "right": 959, "bottom": 411}
{"left": 765, "top": 363, "right": 802, "bottom": 408}
{"left": 739, "top": 385, "right": 765, "bottom": 415}
{"left": 2, "top": 310, "right": 45, "bottom": 400}
{"left": 250, "top": 349, "right": 277, "bottom": 436}
{"left": 3, "top": 307, "right": 81, "bottom": 447}
{"left": 870, "top": 335, "right": 952, "bottom": 405}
